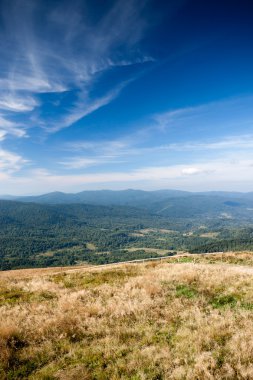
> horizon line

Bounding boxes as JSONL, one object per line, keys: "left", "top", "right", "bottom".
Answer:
{"left": 1, "top": 188, "right": 253, "bottom": 198}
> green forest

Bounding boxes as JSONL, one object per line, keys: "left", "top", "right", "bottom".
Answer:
{"left": 1, "top": 191, "right": 253, "bottom": 270}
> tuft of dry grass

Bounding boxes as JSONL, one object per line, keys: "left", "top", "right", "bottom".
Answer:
{"left": 0, "top": 256, "right": 253, "bottom": 379}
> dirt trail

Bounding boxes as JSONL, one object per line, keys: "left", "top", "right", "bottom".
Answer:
{"left": 1, "top": 253, "right": 253, "bottom": 280}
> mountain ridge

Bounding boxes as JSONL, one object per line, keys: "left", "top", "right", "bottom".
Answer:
{"left": 2, "top": 189, "right": 253, "bottom": 206}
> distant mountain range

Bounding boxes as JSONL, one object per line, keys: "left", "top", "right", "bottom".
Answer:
{"left": 2, "top": 189, "right": 253, "bottom": 205}
{"left": 0, "top": 189, "right": 190, "bottom": 205}
{"left": 1, "top": 189, "right": 253, "bottom": 220}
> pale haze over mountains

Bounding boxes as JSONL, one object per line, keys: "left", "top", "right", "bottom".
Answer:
{"left": 2, "top": 188, "right": 253, "bottom": 220}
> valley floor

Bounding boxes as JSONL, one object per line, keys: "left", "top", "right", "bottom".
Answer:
{"left": 1, "top": 253, "right": 253, "bottom": 379}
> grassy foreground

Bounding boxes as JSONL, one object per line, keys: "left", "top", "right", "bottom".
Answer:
{"left": 1, "top": 253, "right": 253, "bottom": 379}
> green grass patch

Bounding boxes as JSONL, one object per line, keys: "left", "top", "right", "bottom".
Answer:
{"left": 0, "top": 288, "right": 34, "bottom": 306}
{"left": 51, "top": 267, "right": 140, "bottom": 289}
{"left": 168, "top": 257, "right": 195, "bottom": 263}
{"left": 240, "top": 301, "right": 253, "bottom": 310}
{"left": 175, "top": 284, "right": 198, "bottom": 299}
{"left": 210, "top": 294, "right": 238, "bottom": 309}
{"left": 0, "top": 287, "right": 57, "bottom": 306}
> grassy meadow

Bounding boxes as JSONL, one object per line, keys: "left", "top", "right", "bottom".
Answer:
{"left": 1, "top": 252, "right": 253, "bottom": 379}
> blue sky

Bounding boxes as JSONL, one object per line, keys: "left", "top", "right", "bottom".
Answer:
{"left": 1, "top": 0, "right": 253, "bottom": 194}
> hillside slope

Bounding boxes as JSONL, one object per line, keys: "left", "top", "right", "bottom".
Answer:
{"left": 1, "top": 253, "right": 253, "bottom": 379}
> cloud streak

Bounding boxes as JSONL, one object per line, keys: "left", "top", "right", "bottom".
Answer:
{"left": 47, "top": 79, "right": 134, "bottom": 132}
{"left": 0, "top": 115, "right": 27, "bottom": 140}
{"left": 0, "top": 0, "right": 151, "bottom": 135}
{"left": 161, "top": 134, "right": 253, "bottom": 152}
{"left": 0, "top": 148, "right": 28, "bottom": 173}
{"left": 3, "top": 155, "right": 253, "bottom": 195}
{"left": 0, "top": 94, "right": 38, "bottom": 112}
{"left": 153, "top": 96, "right": 253, "bottom": 133}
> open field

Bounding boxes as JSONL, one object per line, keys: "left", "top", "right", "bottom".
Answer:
{"left": 125, "top": 247, "right": 173, "bottom": 255}
{"left": 138, "top": 229, "right": 176, "bottom": 235}
{"left": 199, "top": 232, "right": 219, "bottom": 238}
{"left": 1, "top": 252, "right": 253, "bottom": 379}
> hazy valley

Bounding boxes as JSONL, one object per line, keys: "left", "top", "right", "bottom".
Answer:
{"left": 1, "top": 190, "right": 253, "bottom": 270}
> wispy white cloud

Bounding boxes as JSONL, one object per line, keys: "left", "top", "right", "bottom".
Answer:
{"left": 67, "top": 139, "right": 130, "bottom": 155}
{"left": 59, "top": 136, "right": 131, "bottom": 169}
{"left": 0, "top": 93, "right": 39, "bottom": 112}
{"left": 181, "top": 167, "right": 207, "bottom": 175}
{"left": 63, "top": 97, "right": 253, "bottom": 162}
{"left": 0, "top": 148, "right": 28, "bottom": 173}
{"left": 161, "top": 134, "right": 253, "bottom": 152}
{"left": 0, "top": 115, "right": 26, "bottom": 139}
{"left": 0, "top": 131, "right": 7, "bottom": 141}
{"left": 59, "top": 152, "right": 128, "bottom": 169}
{"left": 0, "top": 76, "right": 66, "bottom": 94}
{"left": 47, "top": 79, "right": 133, "bottom": 132}
{"left": 62, "top": 131, "right": 253, "bottom": 170}
{"left": 0, "top": 0, "right": 152, "bottom": 135}
{"left": 153, "top": 96, "right": 253, "bottom": 132}
{"left": 59, "top": 157, "right": 109, "bottom": 170}
{"left": 60, "top": 136, "right": 140, "bottom": 169}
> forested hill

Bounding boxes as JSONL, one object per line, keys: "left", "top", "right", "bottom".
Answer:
{"left": 0, "top": 200, "right": 152, "bottom": 224}
{"left": 0, "top": 200, "right": 163, "bottom": 270}
{"left": 1, "top": 195, "right": 253, "bottom": 270}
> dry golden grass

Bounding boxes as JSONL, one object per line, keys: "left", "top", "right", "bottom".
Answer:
{"left": 0, "top": 265, "right": 91, "bottom": 281}
{"left": 168, "top": 251, "right": 253, "bottom": 267}
{"left": 0, "top": 254, "right": 253, "bottom": 379}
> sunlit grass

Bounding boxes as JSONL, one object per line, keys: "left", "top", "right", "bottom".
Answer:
{"left": 0, "top": 255, "right": 253, "bottom": 379}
